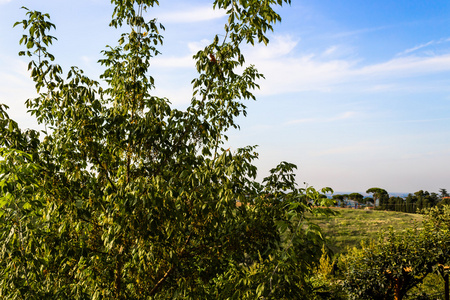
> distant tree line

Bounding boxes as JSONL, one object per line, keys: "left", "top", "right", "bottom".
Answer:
{"left": 333, "top": 188, "right": 450, "bottom": 214}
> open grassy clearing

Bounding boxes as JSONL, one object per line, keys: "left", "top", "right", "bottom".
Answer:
{"left": 306, "top": 209, "right": 447, "bottom": 298}
{"left": 309, "top": 208, "right": 424, "bottom": 255}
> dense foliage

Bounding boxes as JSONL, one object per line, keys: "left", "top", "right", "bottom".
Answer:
{"left": 0, "top": 1, "right": 336, "bottom": 299}
{"left": 343, "top": 206, "right": 450, "bottom": 300}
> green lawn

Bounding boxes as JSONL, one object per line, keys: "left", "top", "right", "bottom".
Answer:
{"left": 309, "top": 208, "right": 424, "bottom": 255}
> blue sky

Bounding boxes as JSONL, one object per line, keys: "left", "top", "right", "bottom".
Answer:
{"left": 1, "top": 0, "right": 450, "bottom": 194}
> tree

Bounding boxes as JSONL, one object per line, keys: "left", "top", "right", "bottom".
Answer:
{"left": 340, "top": 194, "right": 349, "bottom": 207}
{"left": 405, "top": 193, "right": 416, "bottom": 213}
{"left": 332, "top": 194, "right": 344, "bottom": 207}
{"left": 366, "top": 187, "right": 388, "bottom": 208}
{"left": 407, "top": 190, "right": 439, "bottom": 212}
{"left": 440, "top": 190, "right": 450, "bottom": 207}
{"left": 0, "top": 1, "right": 334, "bottom": 299}
{"left": 332, "top": 195, "right": 344, "bottom": 201}
{"left": 348, "top": 193, "right": 364, "bottom": 205}
{"left": 343, "top": 229, "right": 432, "bottom": 300}
{"left": 343, "top": 205, "right": 450, "bottom": 300}
{"left": 365, "top": 196, "right": 374, "bottom": 207}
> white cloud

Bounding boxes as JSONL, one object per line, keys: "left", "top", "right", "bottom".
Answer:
{"left": 81, "top": 55, "right": 93, "bottom": 64}
{"left": 363, "top": 84, "right": 397, "bottom": 92}
{"left": 156, "top": 5, "right": 226, "bottom": 24}
{"left": 357, "top": 54, "right": 450, "bottom": 77}
{"left": 246, "top": 36, "right": 450, "bottom": 95}
{"left": 397, "top": 37, "right": 450, "bottom": 56}
{"left": 145, "top": 33, "right": 450, "bottom": 97}
{"left": 0, "top": 56, "right": 40, "bottom": 129}
{"left": 398, "top": 40, "right": 435, "bottom": 56}
{"left": 151, "top": 55, "right": 195, "bottom": 68}
{"left": 252, "top": 53, "right": 356, "bottom": 94}
{"left": 151, "top": 39, "right": 211, "bottom": 69}
{"left": 322, "top": 46, "right": 337, "bottom": 56}
{"left": 250, "top": 35, "right": 298, "bottom": 60}
{"left": 334, "top": 111, "right": 357, "bottom": 120}
{"left": 152, "top": 85, "right": 193, "bottom": 105}
{"left": 187, "top": 39, "right": 211, "bottom": 53}
{"left": 0, "top": 0, "right": 13, "bottom": 4}
{"left": 331, "top": 25, "right": 391, "bottom": 39}
{"left": 391, "top": 117, "right": 450, "bottom": 124}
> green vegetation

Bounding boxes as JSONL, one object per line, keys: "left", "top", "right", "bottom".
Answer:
{"left": 310, "top": 208, "right": 424, "bottom": 255}
{"left": 342, "top": 206, "right": 450, "bottom": 299}
{"left": 367, "top": 187, "right": 389, "bottom": 207}
{"left": 0, "top": 1, "right": 343, "bottom": 299}
{"left": 331, "top": 187, "right": 448, "bottom": 213}
{"left": 1, "top": 1, "right": 450, "bottom": 299}
{"left": 306, "top": 207, "right": 450, "bottom": 299}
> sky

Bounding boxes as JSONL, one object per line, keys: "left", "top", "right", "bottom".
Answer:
{"left": 1, "top": 0, "right": 450, "bottom": 195}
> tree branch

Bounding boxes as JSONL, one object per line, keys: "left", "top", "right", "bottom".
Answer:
{"left": 148, "top": 233, "right": 192, "bottom": 296}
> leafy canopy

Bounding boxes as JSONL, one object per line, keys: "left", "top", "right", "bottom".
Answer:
{"left": 0, "top": 1, "right": 334, "bottom": 299}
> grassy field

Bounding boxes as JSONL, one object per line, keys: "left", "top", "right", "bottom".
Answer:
{"left": 309, "top": 208, "right": 446, "bottom": 298}
{"left": 309, "top": 208, "right": 424, "bottom": 255}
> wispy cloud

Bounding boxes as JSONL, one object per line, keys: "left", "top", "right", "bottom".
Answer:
{"left": 397, "top": 37, "right": 450, "bottom": 56}
{"left": 330, "top": 25, "right": 391, "bottom": 39}
{"left": 187, "top": 39, "right": 211, "bottom": 53}
{"left": 388, "top": 117, "right": 450, "bottom": 124}
{"left": 152, "top": 55, "right": 195, "bottom": 68}
{"left": 244, "top": 34, "right": 450, "bottom": 95}
{"left": 0, "top": 0, "right": 13, "bottom": 5}
{"left": 251, "top": 35, "right": 299, "bottom": 59}
{"left": 251, "top": 53, "right": 356, "bottom": 94}
{"left": 151, "top": 39, "right": 210, "bottom": 69}
{"left": 147, "top": 32, "right": 450, "bottom": 98}
{"left": 398, "top": 40, "right": 435, "bottom": 56}
{"left": 155, "top": 5, "right": 226, "bottom": 23}
{"left": 356, "top": 54, "right": 450, "bottom": 77}
{"left": 0, "top": 55, "right": 40, "bottom": 129}
{"left": 322, "top": 46, "right": 338, "bottom": 57}
{"left": 152, "top": 85, "right": 193, "bottom": 105}
{"left": 287, "top": 111, "right": 358, "bottom": 125}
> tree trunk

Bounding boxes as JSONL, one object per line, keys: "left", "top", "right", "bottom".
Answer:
{"left": 394, "top": 279, "right": 402, "bottom": 300}
{"left": 445, "top": 274, "right": 449, "bottom": 300}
